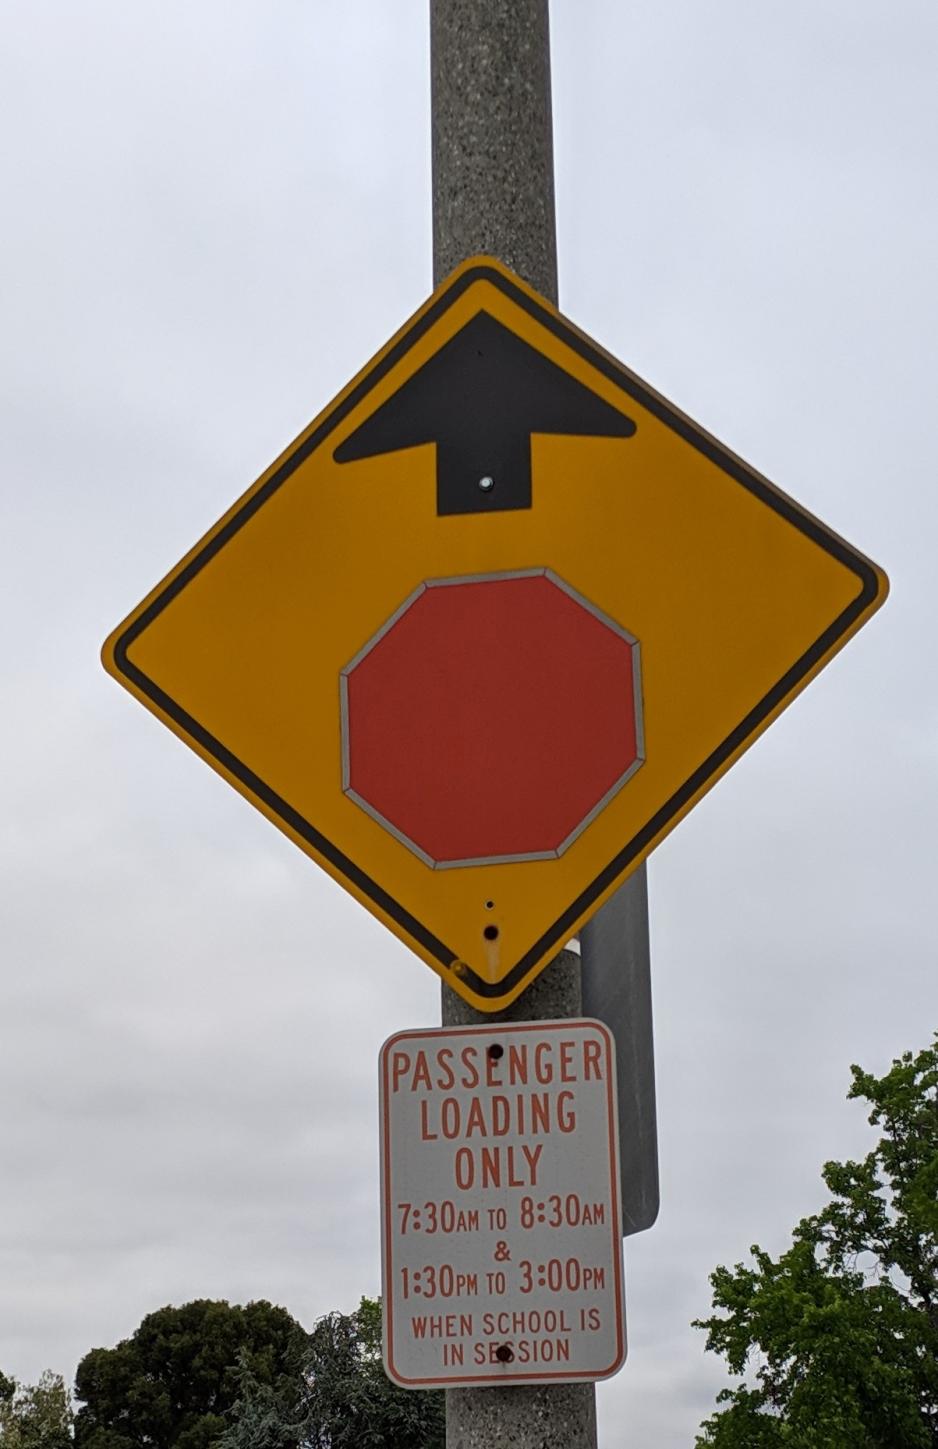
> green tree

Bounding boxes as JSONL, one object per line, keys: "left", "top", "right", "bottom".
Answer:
{"left": 694, "top": 1035, "right": 938, "bottom": 1447}
{"left": 73, "top": 1300, "right": 306, "bottom": 1449}
{"left": 0, "top": 1370, "right": 73, "bottom": 1449}
{"left": 221, "top": 1297, "right": 444, "bottom": 1449}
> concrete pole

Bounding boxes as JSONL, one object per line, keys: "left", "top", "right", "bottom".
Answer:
{"left": 431, "top": 0, "right": 558, "bottom": 301}
{"left": 441, "top": 951, "right": 598, "bottom": 1449}
{"left": 432, "top": 4, "right": 597, "bottom": 1444}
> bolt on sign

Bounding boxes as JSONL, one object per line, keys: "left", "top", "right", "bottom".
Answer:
{"left": 379, "top": 1021, "right": 625, "bottom": 1387}
{"left": 102, "top": 256, "right": 888, "bottom": 1012}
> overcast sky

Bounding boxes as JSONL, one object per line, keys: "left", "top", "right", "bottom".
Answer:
{"left": 1, "top": 2, "right": 935, "bottom": 1445}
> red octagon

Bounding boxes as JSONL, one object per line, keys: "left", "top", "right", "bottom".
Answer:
{"left": 341, "top": 570, "right": 644, "bottom": 867}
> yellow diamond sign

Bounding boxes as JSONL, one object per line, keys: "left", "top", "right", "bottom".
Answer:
{"left": 103, "top": 257, "right": 887, "bottom": 1011}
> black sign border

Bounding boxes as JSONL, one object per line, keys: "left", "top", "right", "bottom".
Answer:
{"left": 112, "top": 262, "right": 882, "bottom": 1003}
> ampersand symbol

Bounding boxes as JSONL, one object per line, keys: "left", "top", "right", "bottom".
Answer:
{"left": 494, "top": 1241, "right": 510, "bottom": 1262}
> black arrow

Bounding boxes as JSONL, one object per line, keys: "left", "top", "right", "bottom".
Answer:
{"left": 333, "top": 310, "right": 637, "bottom": 516}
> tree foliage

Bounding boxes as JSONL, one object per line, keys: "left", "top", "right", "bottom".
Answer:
{"left": 220, "top": 1297, "right": 444, "bottom": 1449}
{"left": 694, "top": 1035, "right": 938, "bottom": 1447}
{"left": 73, "top": 1300, "right": 307, "bottom": 1449}
{"left": 71, "top": 1296, "right": 442, "bottom": 1449}
{"left": 0, "top": 1371, "right": 73, "bottom": 1449}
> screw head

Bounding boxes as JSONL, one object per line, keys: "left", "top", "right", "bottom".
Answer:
{"left": 478, "top": 475, "right": 495, "bottom": 492}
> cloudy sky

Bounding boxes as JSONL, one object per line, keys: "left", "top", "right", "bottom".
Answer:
{"left": 1, "top": 2, "right": 935, "bottom": 1444}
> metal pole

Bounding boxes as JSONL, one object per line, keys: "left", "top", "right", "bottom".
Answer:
{"left": 581, "top": 864, "right": 659, "bottom": 1237}
{"left": 432, "top": 4, "right": 602, "bottom": 1444}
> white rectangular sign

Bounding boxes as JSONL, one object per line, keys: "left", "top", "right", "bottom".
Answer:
{"left": 379, "top": 1019, "right": 626, "bottom": 1388}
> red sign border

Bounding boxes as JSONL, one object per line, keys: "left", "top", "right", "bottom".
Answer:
{"left": 379, "top": 1019, "right": 626, "bottom": 1388}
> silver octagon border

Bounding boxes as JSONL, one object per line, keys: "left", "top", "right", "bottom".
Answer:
{"left": 339, "top": 568, "right": 645, "bottom": 870}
